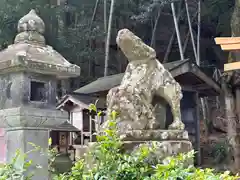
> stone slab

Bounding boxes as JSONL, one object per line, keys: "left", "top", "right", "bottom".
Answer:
{"left": 119, "top": 130, "right": 189, "bottom": 141}
{"left": 123, "top": 140, "right": 192, "bottom": 154}
{"left": 127, "top": 140, "right": 193, "bottom": 165}
{"left": 0, "top": 107, "right": 68, "bottom": 128}
{"left": 79, "top": 140, "right": 193, "bottom": 168}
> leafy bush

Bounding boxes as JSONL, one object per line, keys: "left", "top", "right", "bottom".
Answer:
{"left": 0, "top": 138, "right": 58, "bottom": 180}
{"left": 0, "top": 149, "right": 33, "bottom": 180}
{"left": 211, "top": 140, "right": 230, "bottom": 164}
{"left": 0, "top": 105, "right": 239, "bottom": 179}
{"left": 53, "top": 105, "right": 240, "bottom": 180}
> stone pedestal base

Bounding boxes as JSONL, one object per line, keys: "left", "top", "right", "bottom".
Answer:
{"left": 0, "top": 107, "right": 69, "bottom": 180}
{"left": 123, "top": 140, "right": 192, "bottom": 153}
{"left": 6, "top": 128, "right": 49, "bottom": 180}
{"left": 81, "top": 130, "right": 193, "bottom": 167}
{"left": 120, "top": 130, "right": 193, "bottom": 164}
{"left": 123, "top": 140, "right": 193, "bottom": 165}
{"left": 119, "top": 129, "right": 190, "bottom": 141}
{"left": 82, "top": 140, "right": 192, "bottom": 168}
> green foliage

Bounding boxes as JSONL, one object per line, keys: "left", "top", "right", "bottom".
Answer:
{"left": 0, "top": 0, "right": 55, "bottom": 48}
{"left": 0, "top": 138, "right": 58, "bottom": 180}
{"left": 0, "top": 0, "right": 146, "bottom": 85}
{"left": 48, "top": 138, "right": 59, "bottom": 175}
{"left": 53, "top": 104, "right": 239, "bottom": 180}
{"left": 201, "top": 0, "right": 234, "bottom": 36}
{"left": 0, "top": 149, "right": 34, "bottom": 180}
{"left": 211, "top": 140, "right": 230, "bottom": 164}
{"left": 0, "top": 0, "right": 230, "bottom": 85}
{"left": 0, "top": 105, "right": 239, "bottom": 179}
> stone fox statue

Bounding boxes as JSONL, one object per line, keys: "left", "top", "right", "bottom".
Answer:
{"left": 106, "top": 29, "right": 184, "bottom": 132}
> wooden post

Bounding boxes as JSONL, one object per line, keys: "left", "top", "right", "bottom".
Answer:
{"left": 81, "top": 112, "right": 84, "bottom": 146}
{"left": 90, "top": 115, "right": 93, "bottom": 142}
{"left": 195, "top": 92, "right": 201, "bottom": 166}
{"left": 69, "top": 112, "right": 73, "bottom": 145}
{"left": 66, "top": 132, "right": 69, "bottom": 154}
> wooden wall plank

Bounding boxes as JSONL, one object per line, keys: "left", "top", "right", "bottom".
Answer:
{"left": 221, "top": 44, "right": 240, "bottom": 51}
{"left": 224, "top": 61, "right": 240, "bottom": 71}
{"left": 215, "top": 37, "right": 240, "bottom": 45}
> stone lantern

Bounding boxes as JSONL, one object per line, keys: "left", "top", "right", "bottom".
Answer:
{"left": 0, "top": 10, "right": 80, "bottom": 179}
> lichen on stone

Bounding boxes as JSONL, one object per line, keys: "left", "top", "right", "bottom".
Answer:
{"left": 105, "top": 28, "right": 185, "bottom": 134}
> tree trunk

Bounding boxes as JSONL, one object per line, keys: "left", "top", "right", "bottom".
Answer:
{"left": 222, "top": 77, "right": 240, "bottom": 172}
{"left": 234, "top": 88, "right": 240, "bottom": 172}
{"left": 104, "top": 0, "right": 115, "bottom": 76}
{"left": 224, "top": 0, "right": 240, "bottom": 172}
{"left": 201, "top": 97, "right": 210, "bottom": 136}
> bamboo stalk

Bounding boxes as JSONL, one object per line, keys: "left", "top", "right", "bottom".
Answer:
{"left": 183, "top": 11, "right": 198, "bottom": 54}
{"left": 163, "top": 3, "right": 184, "bottom": 63}
{"left": 171, "top": 2, "right": 184, "bottom": 60}
{"left": 150, "top": 7, "right": 163, "bottom": 48}
{"left": 90, "top": 0, "right": 100, "bottom": 30}
{"left": 197, "top": 0, "right": 201, "bottom": 65}
{"left": 104, "top": 0, "right": 107, "bottom": 32}
{"left": 183, "top": 31, "right": 190, "bottom": 53}
{"left": 104, "top": 0, "right": 115, "bottom": 76}
{"left": 185, "top": 0, "right": 197, "bottom": 61}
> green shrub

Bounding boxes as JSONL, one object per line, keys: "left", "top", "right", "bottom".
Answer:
{"left": 0, "top": 138, "right": 58, "bottom": 180}
{"left": 53, "top": 105, "right": 240, "bottom": 180}
{"left": 0, "top": 149, "right": 33, "bottom": 180}
{"left": 0, "top": 104, "right": 238, "bottom": 179}
{"left": 211, "top": 140, "right": 229, "bottom": 164}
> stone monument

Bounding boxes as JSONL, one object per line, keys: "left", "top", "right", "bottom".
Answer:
{"left": 105, "top": 29, "right": 192, "bottom": 161}
{"left": 0, "top": 10, "right": 80, "bottom": 179}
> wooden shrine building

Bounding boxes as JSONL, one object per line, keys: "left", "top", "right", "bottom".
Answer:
{"left": 57, "top": 59, "right": 221, "bottom": 165}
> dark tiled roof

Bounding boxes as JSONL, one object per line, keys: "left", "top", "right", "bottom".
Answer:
{"left": 51, "top": 121, "right": 80, "bottom": 132}
{"left": 74, "top": 59, "right": 189, "bottom": 94}
{"left": 57, "top": 93, "right": 106, "bottom": 109}
{"left": 75, "top": 73, "right": 124, "bottom": 94}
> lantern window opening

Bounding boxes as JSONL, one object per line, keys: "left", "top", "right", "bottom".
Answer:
{"left": 30, "top": 80, "right": 46, "bottom": 102}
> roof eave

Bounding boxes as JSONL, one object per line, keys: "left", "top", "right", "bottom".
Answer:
{"left": 189, "top": 63, "right": 222, "bottom": 95}
{"left": 0, "top": 59, "right": 81, "bottom": 78}
{"left": 56, "top": 95, "right": 89, "bottom": 110}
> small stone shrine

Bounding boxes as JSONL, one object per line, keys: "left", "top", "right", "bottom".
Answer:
{"left": 103, "top": 29, "right": 192, "bottom": 162}
{"left": 0, "top": 10, "right": 80, "bottom": 179}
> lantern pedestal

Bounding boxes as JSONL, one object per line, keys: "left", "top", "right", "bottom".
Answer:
{"left": 0, "top": 107, "right": 68, "bottom": 180}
